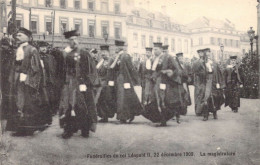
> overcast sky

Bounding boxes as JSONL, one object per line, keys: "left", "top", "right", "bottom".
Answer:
{"left": 134, "top": 0, "right": 258, "bottom": 32}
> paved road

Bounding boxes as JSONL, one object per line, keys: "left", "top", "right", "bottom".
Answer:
{"left": 0, "top": 87, "right": 260, "bottom": 165}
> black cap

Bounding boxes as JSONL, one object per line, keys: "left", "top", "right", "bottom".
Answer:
{"left": 203, "top": 48, "right": 211, "bottom": 52}
{"left": 63, "top": 30, "right": 80, "bottom": 39}
{"left": 153, "top": 42, "right": 162, "bottom": 48}
{"left": 176, "top": 52, "right": 183, "bottom": 57}
{"left": 230, "top": 55, "right": 237, "bottom": 59}
{"left": 115, "top": 40, "right": 125, "bottom": 46}
{"left": 90, "top": 48, "right": 98, "bottom": 54}
{"left": 16, "top": 27, "right": 32, "bottom": 37}
{"left": 37, "top": 41, "right": 49, "bottom": 47}
{"left": 197, "top": 49, "right": 203, "bottom": 53}
{"left": 100, "top": 45, "right": 109, "bottom": 51}
{"left": 162, "top": 45, "right": 169, "bottom": 50}
{"left": 145, "top": 47, "right": 153, "bottom": 52}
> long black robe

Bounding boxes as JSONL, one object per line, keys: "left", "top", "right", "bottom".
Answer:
{"left": 96, "top": 59, "right": 117, "bottom": 119}
{"left": 59, "top": 47, "right": 97, "bottom": 132}
{"left": 7, "top": 44, "right": 50, "bottom": 132}
{"left": 224, "top": 65, "right": 243, "bottom": 110}
{"left": 142, "top": 54, "right": 182, "bottom": 123}
{"left": 114, "top": 53, "right": 142, "bottom": 121}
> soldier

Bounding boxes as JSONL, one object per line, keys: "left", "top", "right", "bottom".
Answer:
{"left": 110, "top": 40, "right": 142, "bottom": 124}
{"left": 162, "top": 45, "right": 169, "bottom": 55}
{"left": 59, "top": 30, "right": 98, "bottom": 139}
{"left": 96, "top": 45, "right": 117, "bottom": 122}
{"left": 7, "top": 27, "right": 50, "bottom": 136}
{"left": 142, "top": 42, "right": 182, "bottom": 126}
{"left": 224, "top": 55, "right": 243, "bottom": 113}
{"left": 139, "top": 47, "right": 153, "bottom": 105}
{"left": 193, "top": 48, "right": 224, "bottom": 121}
{"left": 176, "top": 53, "right": 191, "bottom": 115}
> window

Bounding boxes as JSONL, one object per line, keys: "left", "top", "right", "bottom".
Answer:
{"left": 60, "top": 0, "right": 66, "bottom": 9}
{"left": 199, "top": 37, "right": 203, "bottom": 46}
{"left": 74, "top": 19, "right": 82, "bottom": 34}
{"left": 88, "top": 0, "right": 94, "bottom": 11}
{"left": 114, "top": 3, "right": 120, "bottom": 14}
{"left": 171, "top": 39, "right": 175, "bottom": 52}
{"left": 114, "top": 22, "right": 121, "bottom": 39}
{"left": 164, "top": 38, "right": 168, "bottom": 45}
{"left": 133, "top": 33, "right": 138, "bottom": 48}
{"left": 60, "top": 17, "right": 68, "bottom": 33}
{"left": 224, "top": 39, "right": 227, "bottom": 46}
{"left": 157, "top": 36, "right": 161, "bottom": 42}
{"left": 101, "top": 21, "right": 109, "bottom": 38}
{"left": 184, "top": 39, "right": 188, "bottom": 53}
{"left": 141, "top": 35, "right": 146, "bottom": 48}
{"left": 177, "top": 39, "right": 182, "bottom": 52}
{"left": 236, "top": 40, "right": 239, "bottom": 48}
{"left": 230, "top": 39, "right": 233, "bottom": 47}
{"left": 45, "top": 17, "right": 52, "bottom": 34}
{"left": 218, "top": 38, "right": 222, "bottom": 45}
{"left": 149, "top": 36, "right": 153, "bottom": 47}
{"left": 16, "top": 20, "right": 21, "bottom": 28}
{"left": 45, "top": 0, "right": 52, "bottom": 7}
{"left": 101, "top": 0, "right": 108, "bottom": 12}
{"left": 74, "top": 0, "right": 80, "bottom": 9}
{"left": 88, "top": 20, "right": 95, "bottom": 37}
{"left": 31, "top": 21, "right": 37, "bottom": 34}
{"left": 211, "top": 37, "right": 215, "bottom": 45}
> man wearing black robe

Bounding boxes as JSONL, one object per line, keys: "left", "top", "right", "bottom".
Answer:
{"left": 224, "top": 55, "right": 243, "bottom": 113}
{"left": 142, "top": 42, "right": 182, "bottom": 126}
{"left": 7, "top": 27, "right": 50, "bottom": 135}
{"left": 176, "top": 53, "right": 191, "bottom": 115}
{"left": 110, "top": 40, "right": 142, "bottom": 124}
{"left": 59, "top": 30, "right": 98, "bottom": 139}
{"left": 96, "top": 45, "right": 117, "bottom": 122}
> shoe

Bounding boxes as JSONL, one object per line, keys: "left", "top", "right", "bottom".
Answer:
{"left": 176, "top": 118, "right": 181, "bottom": 124}
{"left": 62, "top": 131, "right": 73, "bottom": 139}
{"left": 120, "top": 120, "right": 127, "bottom": 124}
{"left": 234, "top": 110, "right": 238, "bottom": 113}
{"left": 156, "top": 122, "right": 167, "bottom": 127}
{"left": 81, "top": 131, "right": 89, "bottom": 138}
{"left": 99, "top": 118, "right": 108, "bottom": 123}
{"left": 213, "top": 113, "right": 218, "bottom": 119}
{"left": 202, "top": 116, "right": 208, "bottom": 121}
{"left": 129, "top": 116, "right": 135, "bottom": 123}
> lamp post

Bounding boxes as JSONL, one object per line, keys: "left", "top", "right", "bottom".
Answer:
{"left": 247, "top": 27, "right": 255, "bottom": 53}
{"left": 220, "top": 43, "right": 224, "bottom": 61}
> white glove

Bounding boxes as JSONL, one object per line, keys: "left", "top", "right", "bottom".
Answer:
{"left": 160, "top": 83, "right": 166, "bottom": 90}
{"left": 240, "top": 84, "right": 243, "bottom": 88}
{"left": 19, "top": 73, "right": 27, "bottom": 82}
{"left": 79, "top": 84, "right": 87, "bottom": 92}
{"left": 71, "top": 110, "right": 76, "bottom": 116}
{"left": 216, "top": 83, "right": 220, "bottom": 89}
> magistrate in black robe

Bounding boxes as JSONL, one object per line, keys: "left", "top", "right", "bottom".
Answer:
{"left": 224, "top": 55, "right": 243, "bottom": 113}
{"left": 7, "top": 27, "right": 50, "bottom": 135}
{"left": 110, "top": 40, "right": 142, "bottom": 124}
{"left": 59, "top": 30, "right": 98, "bottom": 139}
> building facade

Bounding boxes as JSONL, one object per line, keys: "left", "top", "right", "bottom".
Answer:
{"left": 5, "top": 0, "right": 127, "bottom": 52}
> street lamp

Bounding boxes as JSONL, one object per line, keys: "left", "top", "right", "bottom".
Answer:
{"left": 220, "top": 43, "right": 224, "bottom": 61}
{"left": 247, "top": 27, "right": 255, "bottom": 53}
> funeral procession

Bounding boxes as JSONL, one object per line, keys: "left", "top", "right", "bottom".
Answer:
{"left": 0, "top": 0, "right": 259, "bottom": 165}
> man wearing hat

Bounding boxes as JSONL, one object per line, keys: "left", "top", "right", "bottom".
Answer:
{"left": 162, "top": 45, "right": 169, "bottom": 55}
{"left": 96, "top": 45, "right": 117, "bottom": 122}
{"left": 175, "top": 53, "right": 191, "bottom": 115}
{"left": 37, "top": 41, "right": 59, "bottom": 119}
{"left": 224, "top": 55, "right": 243, "bottom": 113}
{"left": 193, "top": 48, "right": 224, "bottom": 121}
{"left": 139, "top": 47, "right": 154, "bottom": 105}
{"left": 59, "top": 30, "right": 98, "bottom": 138}
{"left": 7, "top": 27, "right": 50, "bottom": 135}
{"left": 192, "top": 49, "right": 207, "bottom": 116}
{"left": 142, "top": 42, "right": 182, "bottom": 126}
{"left": 110, "top": 40, "right": 142, "bottom": 123}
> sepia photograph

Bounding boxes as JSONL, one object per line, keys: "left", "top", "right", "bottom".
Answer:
{"left": 0, "top": 0, "right": 259, "bottom": 164}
